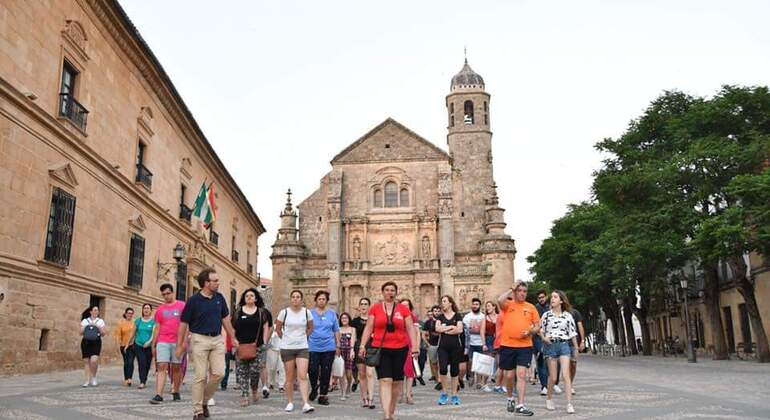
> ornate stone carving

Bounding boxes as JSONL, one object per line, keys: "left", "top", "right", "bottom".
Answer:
{"left": 457, "top": 285, "right": 486, "bottom": 311}
{"left": 438, "top": 198, "right": 452, "bottom": 216}
{"left": 371, "top": 236, "right": 410, "bottom": 266}
{"left": 453, "top": 263, "right": 492, "bottom": 277}
{"left": 129, "top": 214, "right": 147, "bottom": 232}
{"left": 328, "top": 171, "right": 343, "bottom": 198}
{"left": 438, "top": 172, "right": 451, "bottom": 196}
{"left": 48, "top": 163, "right": 79, "bottom": 189}
{"left": 351, "top": 237, "right": 361, "bottom": 261}
{"left": 62, "top": 20, "right": 88, "bottom": 61}
{"left": 421, "top": 236, "right": 432, "bottom": 259}
{"left": 326, "top": 202, "right": 340, "bottom": 219}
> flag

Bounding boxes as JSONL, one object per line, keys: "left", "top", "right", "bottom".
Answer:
{"left": 192, "top": 181, "right": 217, "bottom": 229}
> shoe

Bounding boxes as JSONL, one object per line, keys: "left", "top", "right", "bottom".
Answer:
{"left": 318, "top": 396, "right": 329, "bottom": 406}
{"left": 285, "top": 402, "right": 294, "bottom": 412}
{"left": 172, "top": 392, "right": 181, "bottom": 401}
{"left": 309, "top": 388, "right": 318, "bottom": 401}
{"left": 437, "top": 393, "right": 449, "bottom": 405}
{"left": 450, "top": 395, "right": 460, "bottom": 405}
{"left": 567, "top": 403, "right": 575, "bottom": 414}
{"left": 149, "top": 395, "right": 163, "bottom": 404}
{"left": 571, "top": 387, "right": 576, "bottom": 395}
{"left": 459, "top": 379, "right": 465, "bottom": 389}
{"left": 412, "top": 379, "right": 417, "bottom": 387}
{"left": 82, "top": 382, "right": 90, "bottom": 388}
{"left": 138, "top": 383, "right": 146, "bottom": 389}
{"left": 202, "top": 404, "right": 210, "bottom": 418}
{"left": 207, "top": 398, "right": 215, "bottom": 406}
{"left": 341, "top": 395, "right": 347, "bottom": 401}
{"left": 494, "top": 386, "right": 504, "bottom": 394}
{"left": 434, "top": 382, "right": 442, "bottom": 391}
{"left": 546, "top": 399, "right": 555, "bottom": 411}
{"left": 417, "top": 377, "right": 425, "bottom": 386}
{"left": 482, "top": 384, "right": 493, "bottom": 392}
{"left": 351, "top": 382, "right": 358, "bottom": 392}
{"left": 429, "top": 376, "right": 436, "bottom": 382}
{"left": 193, "top": 414, "right": 205, "bottom": 420}
{"left": 302, "top": 403, "right": 315, "bottom": 413}
{"left": 540, "top": 387, "right": 548, "bottom": 396}
{"left": 554, "top": 385, "right": 563, "bottom": 394}
{"left": 127, "top": 379, "right": 132, "bottom": 386}
{"left": 262, "top": 386, "right": 269, "bottom": 399}
{"left": 506, "top": 399, "right": 516, "bottom": 413}
{"left": 279, "top": 387, "right": 285, "bottom": 393}
{"left": 90, "top": 378, "right": 98, "bottom": 387}
{"left": 514, "top": 404, "right": 534, "bottom": 416}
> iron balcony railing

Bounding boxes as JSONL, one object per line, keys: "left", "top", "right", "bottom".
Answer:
{"left": 59, "top": 92, "right": 89, "bottom": 132}
{"left": 209, "top": 230, "right": 219, "bottom": 246}
{"left": 231, "top": 250, "right": 239, "bottom": 263}
{"left": 135, "top": 164, "right": 153, "bottom": 189}
{"left": 179, "top": 204, "right": 193, "bottom": 221}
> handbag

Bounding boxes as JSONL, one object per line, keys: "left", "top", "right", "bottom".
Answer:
{"left": 236, "top": 308, "right": 261, "bottom": 361}
{"left": 365, "top": 303, "right": 394, "bottom": 367}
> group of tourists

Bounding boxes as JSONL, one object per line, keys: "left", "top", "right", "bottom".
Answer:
{"left": 78, "top": 273, "right": 585, "bottom": 419}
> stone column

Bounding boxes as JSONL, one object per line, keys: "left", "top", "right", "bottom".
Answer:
{"left": 326, "top": 170, "right": 343, "bottom": 308}
{"left": 437, "top": 165, "right": 455, "bottom": 297}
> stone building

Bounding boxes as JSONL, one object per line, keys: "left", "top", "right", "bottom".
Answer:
{"left": 272, "top": 60, "right": 516, "bottom": 314}
{"left": 0, "top": 0, "right": 264, "bottom": 373}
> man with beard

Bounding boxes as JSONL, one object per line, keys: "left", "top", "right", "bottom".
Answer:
{"left": 462, "top": 298, "right": 486, "bottom": 387}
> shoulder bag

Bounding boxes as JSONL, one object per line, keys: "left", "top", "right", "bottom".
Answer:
{"left": 236, "top": 309, "right": 261, "bottom": 361}
{"left": 365, "top": 303, "right": 394, "bottom": 367}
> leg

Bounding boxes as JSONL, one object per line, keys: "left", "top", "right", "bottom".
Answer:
{"left": 136, "top": 347, "right": 149, "bottom": 385}
{"left": 121, "top": 346, "right": 129, "bottom": 381}
{"left": 83, "top": 358, "right": 90, "bottom": 383}
{"left": 319, "top": 351, "right": 335, "bottom": 397}
{"left": 295, "top": 356, "right": 311, "bottom": 405}
{"left": 560, "top": 356, "right": 572, "bottom": 404}
{"left": 390, "top": 380, "right": 402, "bottom": 416}
{"left": 449, "top": 349, "right": 460, "bottom": 397}
{"left": 366, "top": 366, "right": 376, "bottom": 401}
{"left": 356, "top": 363, "right": 369, "bottom": 404}
{"left": 537, "top": 350, "right": 548, "bottom": 390}
{"left": 190, "top": 335, "right": 210, "bottom": 415}
{"left": 221, "top": 352, "right": 231, "bottom": 389}
{"left": 515, "top": 366, "right": 527, "bottom": 405}
{"left": 570, "top": 357, "right": 577, "bottom": 382}
{"left": 284, "top": 359, "right": 296, "bottom": 404}
{"left": 236, "top": 359, "right": 250, "bottom": 399}
{"left": 250, "top": 357, "right": 261, "bottom": 398}
{"left": 379, "top": 378, "right": 393, "bottom": 418}
{"left": 203, "top": 336, "right": 225, "bottom": 404}
{"left": 307, "top": 352, "right": 320, "bottom": 399}
{"left": 547, "top": 357, "right": 557, "bottom": 400}
{"left": 438, "top": 347, "right": 451, "bottom": 396}
{"left": 156, "top": 362, "right": 169, "bottom": 396}
{"left": 90, "top": 356, "right": 99, "bottom": 379}
{"left": 503, "top": 369, "right": 515, "bottom": 398}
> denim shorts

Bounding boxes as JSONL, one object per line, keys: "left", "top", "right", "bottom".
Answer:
{"left": 156, "top": 342, "right": 181, "bottom": 364}
{"left": 543, "top": 340, "right": 572, "bottom": 359}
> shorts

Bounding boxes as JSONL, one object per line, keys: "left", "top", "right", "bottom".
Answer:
{"left": 428, "top": 345, "right": 439, "bottom": 363}
{"left": 375, "top": 346, "right": 408, "bottom": 381}
{"left": 498, "top": 346, "right": 533, "bottom": 370}
{"left": 543, "top": 341, "right": 572, "bottom": 359}
{"left": 280, "top": 348, "right": 309, "bottom": 362}
{"left": 81, "top": 339, "right": 101, "bottom": 359}
{"left": 156, "top": 342, "right": 181, "bottom": 364}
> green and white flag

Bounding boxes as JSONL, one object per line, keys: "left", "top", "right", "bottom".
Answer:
{"left": 192, "top": 181, "right": 217, "bottom": 229}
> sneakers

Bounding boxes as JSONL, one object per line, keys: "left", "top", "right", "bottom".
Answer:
{"left": 506, "top": 399, "right": 516, "bottom": 413}
{"left": 172, "top": 392, "right": 181, "bottom": 401}
{"left": 514, "top": 404, "right": 534, "bottom": 416}
{"left": 450, "top": 395, "right": 460, "bottom": 405}
{"left": 553, "top": 385, "right": 563, "bottom": 394}
{"left": 540, "top": 387, "right": 548, "bottom": 396}
{"left": 417, "top": 377, "right": 426, "bottom": 386}
{"left": 437, "top": 393, "right": 449, "bottom": 405}
{"left": 149, "top": 395, "right": 163, "bottom": 404}
{"left": 317, "top": 396, "right": 329, "bottom": 406}
{"left": 567, "top": 403, "right": 575, "bottom": 414}
{"left": 481, "top": 384, "right": 493, "bottom": 392}
{"left": 493, "top": 386, "right": 505, "bottom": 394}
{"left": 545, "top": 399, "right": 555, "bottom": 411}
{"left": 302, "top": 403, "right": 315, "bottom": 413}
{"left": 571, "top": 387, "right": 576, "bottom": 395}
{"left": 459, "top": 379, "right": 465, "bottom": 389}
{"left": 434, "top": 382, "right": 443, "bottom": 391}
{"left": 351, "top": 382, "right": 358, "bottom": 392}
{"left": 82, "top": 382, "right": 90, "bottom": 388}
{"left": 89, "top": 378, "right": 98, "bottom": 387}
{"left": 262, "top": 386, "right": 269, "bottom": 399}
{"left": 285, "top": 402, "right": 294, "bottom": 412}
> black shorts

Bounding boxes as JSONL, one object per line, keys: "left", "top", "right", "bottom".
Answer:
{"left": 375, "top": 346, "right": 408, "bottom": 381}
{"left": 498, "top": 346, "right": 532, "bottom": 370}
{"left": 81, "top": 339, "right": 102, "bottom": 359}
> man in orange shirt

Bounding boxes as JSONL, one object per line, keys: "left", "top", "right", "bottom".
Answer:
{"left": 497, "top": 281, "right": 539, "bottom": 416}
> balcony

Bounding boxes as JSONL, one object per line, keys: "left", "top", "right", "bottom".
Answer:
{"left": 179, "top": 204, "right": 193, "bottom": 221}
{"left": 209, "top": 230, "right": 219, "bottom": 246}
{"left": 247, "top": 263, "right": 254, "bottom": 274}
{"left": 135, "top": 164, "right": 153, "bottom": 190}
{"left": 58, "top": 93, "right": 89, "bottom": 132}
{"left": 231, "top": 250, "right": 239, "bottom": 263}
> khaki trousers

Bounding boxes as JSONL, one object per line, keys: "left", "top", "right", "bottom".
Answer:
{"left": 190, "top": 333, "right": 225, "bottom": 415}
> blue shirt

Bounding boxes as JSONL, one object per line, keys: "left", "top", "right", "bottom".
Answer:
{"left": 308, "top": 308, "right": 339, "bottom": 352}
{"left": 180, "top": 291, "right": 229, "bottom": 335}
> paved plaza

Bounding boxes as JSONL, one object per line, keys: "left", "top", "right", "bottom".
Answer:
{"left": 1, "top": 355, "right": 769, "bottom": 419}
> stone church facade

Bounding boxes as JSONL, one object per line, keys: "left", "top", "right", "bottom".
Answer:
{"left": 271, "top": 60, "right": 515, "bottom": 314}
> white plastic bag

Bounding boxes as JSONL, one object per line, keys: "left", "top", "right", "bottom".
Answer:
{"left": 332, "top": 355, "right": 345, "bottom": 377}
{"left": 471, "top": 352, "right": 495, "bottom": 377}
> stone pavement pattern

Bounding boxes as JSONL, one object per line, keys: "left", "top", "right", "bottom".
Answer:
{"left": 1, "top": 355, "right": 769, "bottom": 419}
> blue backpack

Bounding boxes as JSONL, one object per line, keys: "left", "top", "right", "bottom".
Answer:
{"left": 83, "top": 320, "right": 101, "bottom": 341}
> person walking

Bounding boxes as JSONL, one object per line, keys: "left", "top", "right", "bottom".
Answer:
{"left": 540, "top": 290, "right": 578, "bottom": 414}
{"left": 338, "top": 312, "right": 356, "bottom": 401}
{"left": 275, "top": 289, "right": 314, "bottom": 414}
{"left": 257, "top": 296, "right": 274, "bottom": 400}
{"left": 79, "top": 306, "right": 106, "bottom": 387}
{"left": 533, "top": 289, "right": 555, "bottom": 396}
{"left": 131, "top": 303, "right": 155, "bottom": 389}
{"left": 350, "top": 297, "right": 376, "bottom": 409}
{"left": 432, "top": 295, "right": 464, "bottom": 406}
{"left": 175, "top": 268, "right": 237, "bottom": 420}
{"left": 220, "top": 332, "right": 234, "bottom": 390}
{"left": 232, "top": 288, "right": 270, "bottom": 407}
{"left": 423, "top": 305, "right": 442, "bottom": 389}
{"left": 358, "top": 282, "right": 420, "bottom": 420}
{"left": 497, "top": 281, "right": 540, "bottom": 416}
{"left": 569, "top": 307, "right": 585, "bottom": 395}
{"left": 308, "top": 290, "right": 340, "bottom": 407}
{"left": 463, "top": 298, "right": 485, "bottom": 388}
{"left": 150, "top": 283, "right": 185, "bottom": 405}
{"left": 479, "top": 300, "right": 498, "bottom": 392}
{"left": 115, "top": 307, "right": 137, "bottom": 387}
{"left": 265, "top": 330, "right": 286, "bottom": 393}
{"left": 399, "top": 298, "right": 418, "bottom": 405}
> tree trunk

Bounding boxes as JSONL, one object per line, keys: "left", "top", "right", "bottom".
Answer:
{"left": 636, "top": 287, "right": 653, "bottom": 356}
{"left": 729, "top": 257, "right": 770, "bottom": 363}
{"left": 703, "top": 261, "right": 729, "bottom": 360}
{"left": 623, "top": 297, "right": 638, "bottom": 354}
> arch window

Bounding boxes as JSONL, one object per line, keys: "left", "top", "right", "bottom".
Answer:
{"left": 400, "top": 188, "right": 410, "bottom": 207}
{"left": 463, "top": 100, "right": 474, "bottom": 124}
{"left": 373, "top": 189, "right": 383, "bottom": 207}
{"left": 384, "top": 182, "right": 398, "bottom": 207}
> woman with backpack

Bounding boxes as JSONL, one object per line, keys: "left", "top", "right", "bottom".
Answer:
{"left": 232, "top": 288, "right": 271, "bottom": 407}
{"left": 80, "top": 305, "right": 107, "bottom": 387}
{"left": 275, "top": 289, "right": 315, "bottom": 414}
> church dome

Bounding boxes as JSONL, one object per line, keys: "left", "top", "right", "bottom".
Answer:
{"left": 451, "top": 59, "right": 485, "bottom": 90}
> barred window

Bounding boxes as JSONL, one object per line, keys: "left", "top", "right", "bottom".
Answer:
{"left": 384, "top": 182, "right": 398, "bottom": 208}
{"left": 400, "top": 188, "right": 410, "bottom": 207}
{"left": 127, "top": 233, "right": 145, "bottom": 288}
{"left": 44, "top": 188, "right": 76, "bottom": 266}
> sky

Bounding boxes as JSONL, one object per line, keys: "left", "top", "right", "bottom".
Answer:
{"left": 119, "top": 0, "right": 770, "bottom": 281}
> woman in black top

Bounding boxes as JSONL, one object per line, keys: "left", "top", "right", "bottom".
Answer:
{"left": 232, "top": 288, "right": 270, "bottom": 406}
{"left": 433, "top": 295, "right": 464, "bottom": 406}
{"left": 350, "top": 297, "right": 376, "bottom": 409}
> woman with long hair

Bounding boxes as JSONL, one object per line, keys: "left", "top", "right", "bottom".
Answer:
{"left": 479, "top": 300, "right": 498, "bottom": 392}
{"left": 398, "top": 297, "right": 417, "bottom": 404}
{"left": 115, "top": 307, "right": 136, "bottom": 387}
{"left": 539, "top": 290, "right": 578, "bottom": 414}
{"left": 79, "top": 306, "right": 107, "bottom": 387}
{"left": 337, "top": 312, "right": 356, "bottom": 400}
{"left": 275, "top": 290, "right": 315, "bottom": 414}
{"left": 232, "top": 288, "right": 270, "bottom": 407}
{"left": 130, "top": 303, "right": 155, "bottom": 389}
{"left": 433, "top": 295, "right": 464, "bottom": 406}
{"left": 350, "top": 297, "right": 375, "bottom": 409}
{"left": 358, "top": 282, "right": 420, "bottom": 420}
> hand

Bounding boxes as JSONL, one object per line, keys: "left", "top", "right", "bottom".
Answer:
{"left": 232, "top": 338, "right": 239, "bottom": 348}
{"left": 349, "top": 351, "right": 355, "bottom": 362}
{"left": 174, "top": 347, "right": 184, "bottom": 360}
{"left": 411, "top": 351, "right": 419, "bottom": 359}
{"left": 543, "top": 337, "right": 552, "bottom": 345}
{"left": 521, "top": 330, "right": 530, "bottom": 338}
{"left": 358, "top": 347, "right": 367, "bottom": 358}
{"left": 579, "top": 343, "right": 585, "bottom": 352}
{"left": 335, "top": 348, "right": 341, "bottom": 357}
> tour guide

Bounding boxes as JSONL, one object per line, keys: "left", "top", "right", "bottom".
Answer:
{"left": 176, "top": 268, "right": 238, "bottom": 420}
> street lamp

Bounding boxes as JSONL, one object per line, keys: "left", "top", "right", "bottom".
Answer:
{"left": 679, "top": 276, "right": 697, "bottom": 363}
{"left": 157, "top": 243, "right": 186, "bottom": 281}
{"left": 616, "top": 297, "right": 626, "bottom": 357}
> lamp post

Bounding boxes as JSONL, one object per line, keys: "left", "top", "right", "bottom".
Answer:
{"left": 616, "top": 297, "right": 626, "bottom": 357}
{"left": 157, "top": 243, "right": 186, "bottom": 281}
{"left": 680, "top": 276, "right": 697, "bottom": 363}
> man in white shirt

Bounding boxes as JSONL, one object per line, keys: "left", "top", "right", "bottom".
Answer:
{"left": 462, "top": 298, "right": 486, "bottom": 386}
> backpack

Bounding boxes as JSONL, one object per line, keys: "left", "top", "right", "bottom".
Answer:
{"left": 83, "top": 319, "right": 101, "bottom": 341}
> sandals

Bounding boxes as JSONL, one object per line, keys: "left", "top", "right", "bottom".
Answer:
{"left": 240, "top": 396, "right": 249, "bottom": 407}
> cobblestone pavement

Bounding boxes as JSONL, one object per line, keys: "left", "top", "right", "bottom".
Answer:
{"left": 1, "top": 355, "right": 769, "bottom": 419}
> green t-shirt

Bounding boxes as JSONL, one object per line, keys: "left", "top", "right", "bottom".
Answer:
{"left": 134, "top": 317, "right": 156, "bottom": 346}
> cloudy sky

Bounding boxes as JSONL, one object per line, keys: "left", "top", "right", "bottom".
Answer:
{"left": 120, "top": 0, "right": 770, "bottom": 280}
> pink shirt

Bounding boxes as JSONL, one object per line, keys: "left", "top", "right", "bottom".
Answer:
{"left": 155, "top": 300, "right": 185, "bottom": 344}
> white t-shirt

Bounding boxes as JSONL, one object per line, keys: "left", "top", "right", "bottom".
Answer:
{"left": 278, "top": 307, "right": 312, "bottom": 350}
{"left": 80, "top": 317, "right": 105, "bottom": 329}
{"left": 463, "top": 312, "right": 485, "bottom": 346}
